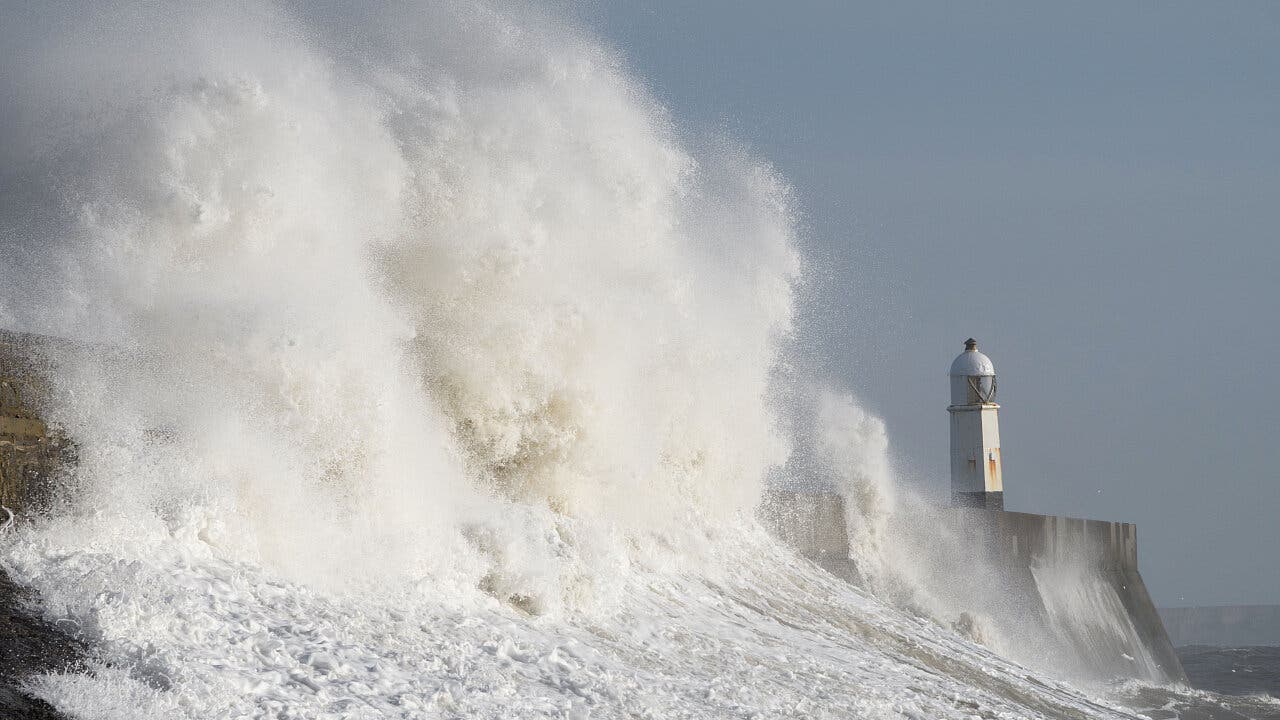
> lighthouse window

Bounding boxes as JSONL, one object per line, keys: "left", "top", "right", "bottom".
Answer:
{"left": 967, "top": 375, "right": 996, "bottom": 403}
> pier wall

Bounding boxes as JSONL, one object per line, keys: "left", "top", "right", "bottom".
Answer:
{"left": 956, "top": 508, "right": 1184, "bottom": 681}
{"left": 762, "top": 491, "right": 1186, "bottom": 682}
{"left": 761, "top": 491, "right": 862, "bottom": 581}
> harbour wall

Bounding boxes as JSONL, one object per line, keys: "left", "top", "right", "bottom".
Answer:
{"left": 762, "top": 490, "right": 1186, "bottom": 683}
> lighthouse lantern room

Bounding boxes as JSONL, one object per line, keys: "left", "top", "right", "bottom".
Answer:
{"left": 948, "top": 338, "right": 1003, "bottom": 510}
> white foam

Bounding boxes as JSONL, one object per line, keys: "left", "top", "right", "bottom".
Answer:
{"left": 6, "top": 523, "right": 1146, "bottom": 720}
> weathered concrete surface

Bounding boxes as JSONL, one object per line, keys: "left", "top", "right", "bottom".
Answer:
{"left": 760, "top": 491, "right": 850, "bottom": 559}
{"left": 759, "top": 490, "right": 862, "bottom": 582}
{"left": 958, "top": 509, "right": 1139, "bottom": 570}
{"left": 954, "top": 508, "right": 1184, "bottom": 682}
{"left": 1160, "top": 605, "right": 1280, "bottom": 647}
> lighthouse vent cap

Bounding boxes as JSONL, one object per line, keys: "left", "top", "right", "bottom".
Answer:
{"left": 949, "top": 338, "right": 995, "bottom": 376}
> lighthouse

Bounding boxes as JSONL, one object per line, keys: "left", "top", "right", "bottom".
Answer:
{"left": 948, "top": 338, "right": 1003, "bottom": 509}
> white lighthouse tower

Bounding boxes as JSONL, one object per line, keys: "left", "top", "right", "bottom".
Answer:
{"left": 949, "top": 338, "right": 1003, "bottom": 509}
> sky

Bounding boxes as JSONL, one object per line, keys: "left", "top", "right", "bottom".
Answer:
{"left": 582, "top": 1, "right": 1280, "bottom": 607}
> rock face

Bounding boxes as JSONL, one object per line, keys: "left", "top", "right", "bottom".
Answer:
{"left": 0, "top": 570, "right": 81, "bottom": 720}
{"left": 0, "top": 330, "right": 66, "bottom": 515}
{"left": 0, "top": 331, "right": 78, "bottom": 719}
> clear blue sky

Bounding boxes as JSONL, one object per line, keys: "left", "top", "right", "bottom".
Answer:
{"left": 582, "top": 1, "right": 1280, "bottom": 607}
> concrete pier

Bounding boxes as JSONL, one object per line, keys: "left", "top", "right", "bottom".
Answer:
{"left": 762, "top": 490, "right": 1186, "bottom": 682}
{"left": 958, "top": 507, "right": 1184, "bottom": 681}
{"left": 762, "top": 491, "right": 860, "bottom": 581}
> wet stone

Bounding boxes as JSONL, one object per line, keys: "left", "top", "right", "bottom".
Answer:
{"left": 0, "top": 568, "right": 83, "bottom": 720}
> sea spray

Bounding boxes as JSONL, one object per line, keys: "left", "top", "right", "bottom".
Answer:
{"left": 0, "top": 0, "right": 798, "bottom": 597}
{"left": 814, "top": 390, "right": 896, "bottom": 585}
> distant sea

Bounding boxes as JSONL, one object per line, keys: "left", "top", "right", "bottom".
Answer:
{"left": 1160, "top": 606, "right": 1280, "bottom": 700}
{"left": 1178, "top": 646, "right": 1280, "bottom": 698}
{"left": 1161, "top": 606, "right": 1280, "bottom": 648}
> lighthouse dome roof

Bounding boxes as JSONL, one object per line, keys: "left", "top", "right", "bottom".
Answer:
{"left": 949, "top": 338, "right": 995, "bottom": 376}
